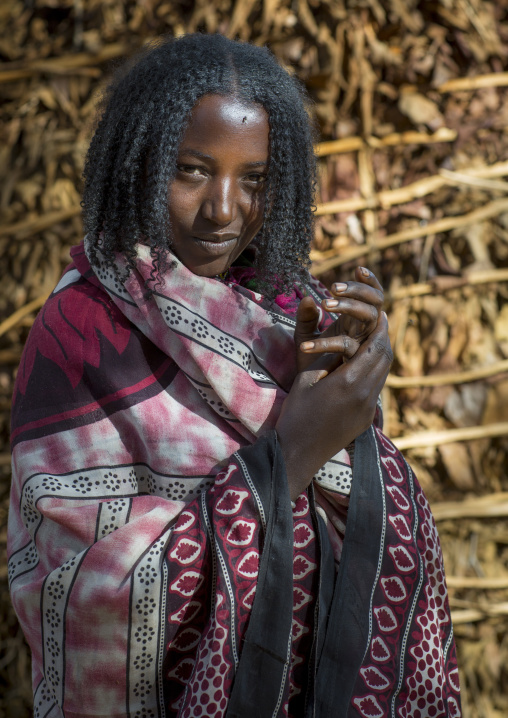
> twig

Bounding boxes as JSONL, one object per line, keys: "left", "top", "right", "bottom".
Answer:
{"left": 389, "top": 268, "right": 508, "bottom": 300}
{"left": 0, "top": 453, "right": 11, "bottom": 467}
{"left": 392, "top": 421, "right": 508, "bottom": 451}
{"left": 438, "top": 72, "right": 508, "bottom": 93}
{"left": 431, "top": 492, "right": 508, "bottom": 521}
{"left": 0, "top": 294, "right": 50, "bottom": 338}
{"left": 312, "top": 198, "right": 508, "bottom": 273}
{"left": 439, "top": 168, "right": 508, "bottom": 192}
{"left": 0, "top": 349, "right": 23, "bottom": 363}
{"left": 446, "top": 576, "right": 508, "bottom": 589}
{"left": 0, "top": 207, "right": 81, "bottom": 239}
{"left": 315, "top": 137, "right": 364, "bottom": 156}
{"left": 0, "top": 43, "right": 129, "bottom": 83}
{"left": 386, "top": 359, "right": 508, "bottom": 388}
{"left": 314, "top": 160, "right": 508, "bottom": 216}
{"left": 451, "top": 605, "right": 508, "bottom": 624}
{"left": 314, "top": 128, "right": 457, "bottom": 157}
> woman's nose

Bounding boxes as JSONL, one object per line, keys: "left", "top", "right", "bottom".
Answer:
{"left": 201, "top": 178, "right": 237, "bottom": 225}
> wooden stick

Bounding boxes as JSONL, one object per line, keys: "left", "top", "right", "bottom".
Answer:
{"left": 368, "top": 128, "right": 457, "bottom": 148}
{"left": 314, "top": 160, "right": 508, "bottom": 216}
{"left": 438, "top": 168, "right": 508, "bottom": 192}
{"left": 431, "top": 492, "right": 508, "bottom": 521}
{"left": 0, "top": 294, "right": 50, "bottom": 338}
{"left": 438, "top": 72, "right": 508, "bottom": 93}
{"left": 392, "top": 421, "right": 508, "bottom": 452}
{"left": 451, "top": 605, "right": 508, "bottom": 624}
{"left": 0, "top": 207, "right": 81, "bottom": 239}
{"left": 386, "top": 359, "right": 508, "bottom": 388}
{"left": 390, "top": 268, "right": 508, "bottom": 300}
{"left": 315, "top": 137, "right": 364, "bottom": 156}
{"left": 0, "top": 43, "right": 129, "bottom": 84}
{"left": 314, "top": 128, "right": 457, "bottom": 157}
{"left": 0, "top": 67, "right": 102, "bottom": 82}
{"left": 0, "top": 452, "right": 11, "bottom": 467}
{"left": 446, "top": 576, "right": 508, "bottom": 589}
{"left": 312, "top": 198, "right": 508, "bottom": 274}
{"left": 0, "top": 349, "right": 23, "bottom": 363}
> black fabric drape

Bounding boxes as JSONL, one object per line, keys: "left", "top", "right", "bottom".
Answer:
{"left": 313, "top": 427, "right": 383, "bottom": 717}
{"left": 226, "top": 431, "right": 295, "bottom": 718}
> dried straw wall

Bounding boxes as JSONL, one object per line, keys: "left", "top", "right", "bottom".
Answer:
{"left": 1, "top": 1, "right": 508, "bottom": 715}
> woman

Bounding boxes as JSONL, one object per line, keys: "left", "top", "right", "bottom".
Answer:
{"left": 8, "top": 34, "right": 460, "bottom": 718}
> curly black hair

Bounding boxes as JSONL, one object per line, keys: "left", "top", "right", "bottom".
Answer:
{"left": 82, "top": 33, "right": 317, "bottom": 295}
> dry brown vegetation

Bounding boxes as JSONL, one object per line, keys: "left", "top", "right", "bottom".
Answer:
{"left": 1, "top": 1, "right": 508, "bottom": 716}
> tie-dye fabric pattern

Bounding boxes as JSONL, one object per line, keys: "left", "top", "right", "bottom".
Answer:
{"left": 8, "top": 240, "right": 460, "bottom": 717}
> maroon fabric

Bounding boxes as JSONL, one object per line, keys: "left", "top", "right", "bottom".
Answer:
{"left": 8, "top": 239, "right": 461, "bottom": 717}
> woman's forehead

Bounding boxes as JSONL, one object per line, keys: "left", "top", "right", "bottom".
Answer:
{"left": 178, "top": 94, "right": 270, "bottom": 161}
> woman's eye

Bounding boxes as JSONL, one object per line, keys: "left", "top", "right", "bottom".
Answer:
{"left": 177, "top": 164, "right": 205, "bottom": 176}
{"left": 245, "top": 173, "right": 267, "bottom": 185}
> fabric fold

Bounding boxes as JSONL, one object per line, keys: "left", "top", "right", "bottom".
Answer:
{"left": 8, "top": 240, "right": 461, "bottom": 717}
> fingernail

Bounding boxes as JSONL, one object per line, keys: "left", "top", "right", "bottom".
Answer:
{"left": 360, "top": 267, "right": 370, "bottom": 277}
{"left": 300, "top": 341, "right": 315, "bottom": 350}
{"left": 333, "top": 283, "right": 347, "bottom": 293}
{"left": 325, "top": 299, "right": 339, "bottom": 308}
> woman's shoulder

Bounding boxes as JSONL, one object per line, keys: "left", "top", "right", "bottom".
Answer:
{"left": 11, "top": 267, "right": 174, "bottom": 448}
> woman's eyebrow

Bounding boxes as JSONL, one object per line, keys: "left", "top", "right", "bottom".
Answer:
{"left": 178, "top": 149, "right": 267, "bottom": 168}
{"left": 177, "top": 149, "right": 214, "bottom": 161}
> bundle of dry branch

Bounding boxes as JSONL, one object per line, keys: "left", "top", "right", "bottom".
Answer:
{"left": 1, "top": 1, "right": 508, "bottom": 716}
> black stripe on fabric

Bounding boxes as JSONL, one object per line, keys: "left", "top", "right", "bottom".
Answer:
{"left": 21, "top": 463, "right": 215, "bottom": 491}
{"left": 40, "top": 572, "right": 49, "bottom": 683}
{"left": 304, "top": 487, "right": 335, "bottom": 718}
{"left": 41, "top": 310, "right": 68, "bottom": 360}
{"left": 11, "top": 360, "right": 179, "bottom": 448}
{"left": 88, "top": 295, "right": 121, "bottom": 334}
{"left": 94, "top": 503, "right": 103, "bottom": 544}
{"left": 126, "top": 520, "right": 175, "bottom": 716}
{"left": 126, "top": 559, "right": 135, "bottom": 717}
{"left": 60, "top": 546, "right": 92, "bottom": 708}
{"left": 168, "top": 325, "right": 278, "bottom": 386}
{"left": 8, "top": 562, "right": 40, "bottom": 586}
{"left": 325, "top": 458, "right": 352, "bottom": 468}
{"left": 58, "top": 298, "right": 86, "bottom": 340}
{"left": 125, "top": 498, "right": 133, "bottom": 525}
{"left": 152, "top": 292, "right": 281, "bottom": 385}
{"left": 42, "top": 702, "right": 56, "bottom": 718}
{"left": 155, "top": 558, "right": 168, "bottom": 718}
{"left": 226, "top": 431, "right": 294, "bottom": 718}
{"left": 313, "top": 427, "right": 385, "bottom": 718}
{"left": 8, "top": 539, "right": 33, "bottom": 562}
{"left": 101, "top": 286, "right": 137, "bottom": 307}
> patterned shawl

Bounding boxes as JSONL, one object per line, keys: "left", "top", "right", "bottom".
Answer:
{"left": 8, "top": 240, "right": 461, "bottom": 718}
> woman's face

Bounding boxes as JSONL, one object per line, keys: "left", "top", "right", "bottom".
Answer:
{"left": 168, "top": 94, "right": 269, "bottom": 277}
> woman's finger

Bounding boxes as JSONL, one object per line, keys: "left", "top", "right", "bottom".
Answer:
{"left": 299, "top": 312, "right": 392, "bottom": 390}
{"left": 322, "top": 297, "right": 379, "bottom": 327}
{"left": 294, "top": 296, "right": 320, "bottom": 344}
{"left": 299, "top": 334, "right": 360, "bottom": 359}
{"left": 339, "top": 311, "right": 393, "bottom": 389}
{"left": 354, "top": 266, "right": 383, "bottom": 291}
{"left": 325, "top": 282, "right": 383, "bottom": 311}
{"left": 325, "top": 267, "right": 384, "bottom": 313}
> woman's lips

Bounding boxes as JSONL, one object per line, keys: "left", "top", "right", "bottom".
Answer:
{"left": 192, "top": 236, "right": 238, "bottom": 255}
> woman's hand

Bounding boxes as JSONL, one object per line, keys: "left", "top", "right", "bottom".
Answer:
{"left": 276, "top": 312, "right": 393, "bottom": 500}
{"left": 294, "top": 267, "right": 384, "bottom": 373}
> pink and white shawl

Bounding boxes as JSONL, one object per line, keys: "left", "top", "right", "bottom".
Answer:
{"left": 8, "top": 240, "right": 461, "bottom": 717}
